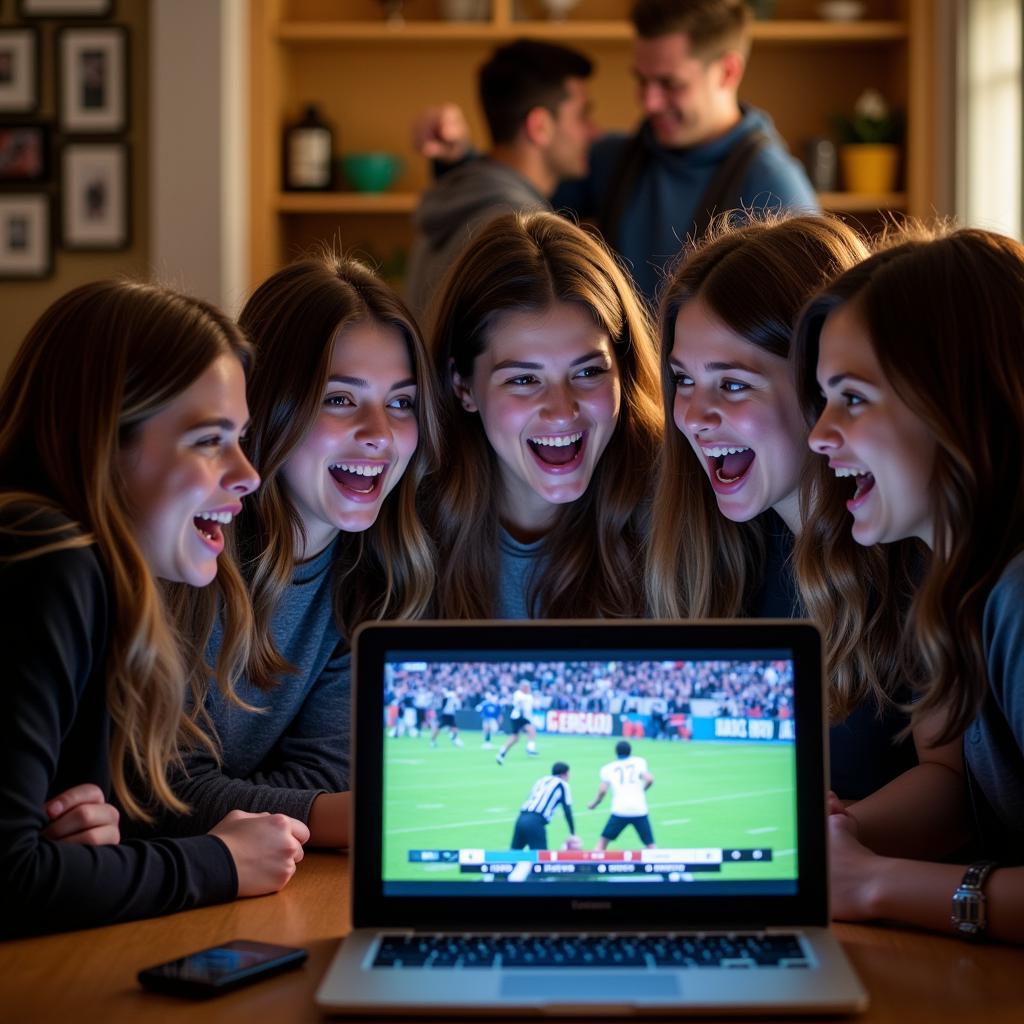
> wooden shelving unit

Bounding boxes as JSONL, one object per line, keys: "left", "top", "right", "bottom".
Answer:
{"left": 276, "top": 19, "right": 908, "bottom": 45}
{"left": 250, "top": 0, "right": 937, "bottom": 290}
{"left": 274, "top": 190, "right": 907, "bottom": 216}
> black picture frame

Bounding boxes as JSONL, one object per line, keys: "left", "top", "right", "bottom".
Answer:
{"left": 60, "top": 139, "right": 130, "bottom": 250}
{"left": 0, "top": 191, "right": 52, "bottom": 279}
{"left": 0, "top": 122, "right": 51, "bottom": 183}
{"left": 19, "top": 0, "right": 114, "bottom": 17}
{"left": 56, "top": 24, "right": 129, "bottom": 134}
{"left": 0, "top": 28, "right": 41, "bottom": 115}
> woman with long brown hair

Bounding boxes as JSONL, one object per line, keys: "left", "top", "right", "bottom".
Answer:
{"left": 161, "top": 252, "right": 440, "bottom": 848}
{"left": 645, "top": 213, "right": 938, "bottom": 801}
{"left": 426, "top": 210, "right": 662, "bottom": 623}
{"left": 800, "top": 227, "right": 1024, "bottom": 942}
{"left": 0, "top": 281, "right": 308, "bottom": 937}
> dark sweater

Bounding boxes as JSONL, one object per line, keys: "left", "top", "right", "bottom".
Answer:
{"left": 752, "top": 512, "right": 918, "bottom": 802}
{"left": 0, "top": 512, "right": 236, "bottom": 938}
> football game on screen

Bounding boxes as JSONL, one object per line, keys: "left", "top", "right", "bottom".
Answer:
{"left": 382, "top": 650, "right": 799, "bottom": 897}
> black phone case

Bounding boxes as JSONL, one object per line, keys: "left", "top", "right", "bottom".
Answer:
{"left": 138, "top": 943, "right": 307, "bottom": 998}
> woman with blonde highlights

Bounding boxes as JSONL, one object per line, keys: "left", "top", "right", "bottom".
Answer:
{"left": 647, "top": 213, "right": 944, "bottom": 802}
{"left": 0, "top": 281, "right": 308, "bottom": 938}
{"left": 427, "top": 210, "right": 662, "bottom": 622}
{"left": 163, "top": 252, "right": 440, "bottom": 848}
{"left": 800, "top": 227, "right": 1024, "bottom": 942}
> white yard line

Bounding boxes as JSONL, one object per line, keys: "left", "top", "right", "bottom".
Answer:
{"left": 387, "top": 788, "right": 793, "bottom": 835}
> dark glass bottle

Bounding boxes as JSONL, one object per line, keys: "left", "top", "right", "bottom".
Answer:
{"left": 284, "top": 104, "right": 333, "bottom": 191}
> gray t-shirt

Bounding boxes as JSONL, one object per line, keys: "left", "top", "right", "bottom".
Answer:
{"left": 159, "top": 538, "right": 351, "bottom": 834}
{"left": 965, "top": 552, "right": 1024, "bottom": 860}
{"left": 496, "top": 529, "right": 547, "bottom": 620}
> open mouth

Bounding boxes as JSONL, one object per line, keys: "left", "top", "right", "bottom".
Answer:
{"left": 329, "top": 461, "right": 386, "bottom": 496}
{"left": 835, "top": 467, "right": 876, "bottom": 508}
{"left": 528, "top": 431, "right": 585, "bottom": 470}
{"left": 193, "top": 509, "right": 232, "bottom": 549}
{"left": 702, "top": 445, "right": 756, "bottom": 485}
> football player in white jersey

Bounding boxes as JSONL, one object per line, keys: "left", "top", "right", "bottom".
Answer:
{"left": 587, "top": 740, "right": 656, "bottom": 849}
{"left": 495, "top": 679, "right": 539, "bottom": 764}
{"left": 430, "top": 687, "right": 463, "bottom": 747}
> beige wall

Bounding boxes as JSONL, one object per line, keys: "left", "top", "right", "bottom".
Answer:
{"left": 151, "top": 0, "right": 249, "bottom": 317}
{"left": 0, "top": 0, "right": 150, "bottom": 378}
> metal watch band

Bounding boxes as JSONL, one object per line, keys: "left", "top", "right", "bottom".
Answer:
{"left": 959, "top": 860, "right": 997, "bottom": 891}
{"left": 950, "top": 860, "right": 998, "bottom": 938}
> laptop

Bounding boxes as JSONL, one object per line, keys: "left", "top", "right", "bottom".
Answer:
{"left": 316, "top": 619, "right": 868, "bottom": 1016}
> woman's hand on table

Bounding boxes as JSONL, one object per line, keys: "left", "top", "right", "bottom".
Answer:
{"left": 43, "top": 783, "right": 120, "bottom": 845}
{"left": 210, "top": 809, "right": 310, "bottom": 897}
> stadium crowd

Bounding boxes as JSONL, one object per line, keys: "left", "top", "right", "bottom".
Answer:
{"left": 384, "top": 659, "right": 793, "bottom": 727}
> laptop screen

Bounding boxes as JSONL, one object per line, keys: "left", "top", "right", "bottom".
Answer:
{"left": 379, "top": 645, "right": 799, "bottom": 899}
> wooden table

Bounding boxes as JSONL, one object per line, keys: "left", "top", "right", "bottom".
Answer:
{"left": 1, "top": 852, "right": 1020, "bottom": 1022}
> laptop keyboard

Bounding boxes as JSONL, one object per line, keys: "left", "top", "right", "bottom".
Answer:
{"left": 372, "top": 933, "right": 809, "bottom": 969}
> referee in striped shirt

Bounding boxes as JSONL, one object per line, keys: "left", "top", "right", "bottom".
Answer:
{"left": 510, "top": 762, "right": 578, "bottom": 850}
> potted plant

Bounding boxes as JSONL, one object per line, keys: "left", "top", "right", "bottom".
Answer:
{"left": 832, "top": 89, "right": 903, "bottom": 194}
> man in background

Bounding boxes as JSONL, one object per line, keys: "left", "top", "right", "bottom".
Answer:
{"left": 405, "top": 38, "right": 596, "bottom": 319}
{"left": 415, "top": 0, "right": 816, "bottom": 303}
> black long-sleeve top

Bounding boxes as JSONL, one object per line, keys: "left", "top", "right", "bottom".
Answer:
{"left": 0, "top": 512, "right": 237, "bottom": 938}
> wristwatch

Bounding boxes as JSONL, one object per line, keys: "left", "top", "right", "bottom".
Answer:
{"left": 950, "top": 860, "right": 997, "bottom": 938}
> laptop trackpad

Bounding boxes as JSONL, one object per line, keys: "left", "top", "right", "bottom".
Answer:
{"left": 501, "top": 974, "right": 679, "bottom": 1002}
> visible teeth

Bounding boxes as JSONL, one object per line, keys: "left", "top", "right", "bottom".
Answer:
{"left": 196, "top": 511, "right": 233, "bottom": 524}
{"left": 530, "top": 432, "right": 583, "bottom": 448}
{"left": 833, "top": 468, "right": 867, "bottom": 478}
{"left": 330, "top": 462, "right": 385, "bottom": 476}
{"left": 701, "top": 446, "right": 750, "bottom": 458}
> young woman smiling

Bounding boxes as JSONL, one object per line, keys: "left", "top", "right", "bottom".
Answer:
{"left": 426, "top": 210, "right": 662, "bottom": 619}
{"left": 646, "top": 214, "right": 948, "bottom": 803}
{"left": 797, "top": 228, "right": 1024, "bottom": 942}
{"left": 155, "top": 253, "right": 440, "bottom": 849}
{"left": 0, "top": 281, "right": 308, "bottom": 938}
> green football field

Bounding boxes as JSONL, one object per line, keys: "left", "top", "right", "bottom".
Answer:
{"left": 382, "top": 732, "right": 797, "bottom": 884}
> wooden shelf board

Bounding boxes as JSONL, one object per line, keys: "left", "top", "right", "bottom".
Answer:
{"left": 819, "top": 191, "right": 906, "bottom": 211}
{"left": 752, "top": 20, "right": 907, "bottom": 43}
{"left": 277, "top": 20, "right": 906, "bottom": 45}
{"left": 277, "top": 192, "right": 418, "bottom": 213}
{"left": 275, "top": 191, "right": 907, "bottom": 216}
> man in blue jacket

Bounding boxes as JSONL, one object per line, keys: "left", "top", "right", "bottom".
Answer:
{"left": 416, "top": 0, "right": 817, "bottom": 304}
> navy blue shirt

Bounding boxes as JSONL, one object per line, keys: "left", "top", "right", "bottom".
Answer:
{"left": 965, "top": 553, "right": 1024, "bottom": 861}
{"left": 554, "top": 107, "right": 818, "bottom": 302}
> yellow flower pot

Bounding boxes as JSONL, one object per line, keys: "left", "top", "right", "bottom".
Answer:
{"left": 839, "top": 144, "right": 900, "bottom": 193}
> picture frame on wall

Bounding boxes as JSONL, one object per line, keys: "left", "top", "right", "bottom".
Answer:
{"left": 0, "top": 193, "right": 52, "bottom": 279}
{"left": 57, "top": 26, "right": 128, "bottom": 133}
{"left": 20, "top": 0, "right": 114, "bottom": 16}
{"left": 0, "top": 123, "right": 50, "bottom": 182}
{"left": 0, "top": 28, "right": 40, "bottom": 115}
{"left": 61, "top": 141, "right": 129, "bottom": 250}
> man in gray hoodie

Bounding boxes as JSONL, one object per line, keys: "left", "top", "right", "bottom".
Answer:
{"left": 405, "top": 39, "right": 596, "bottom": 321}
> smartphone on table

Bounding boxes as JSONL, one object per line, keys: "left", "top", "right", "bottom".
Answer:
{"left": 138, "top": 939, "right": 307, "bottom": 998}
